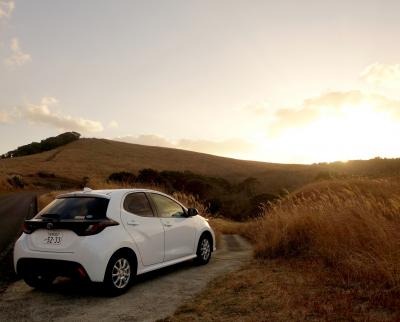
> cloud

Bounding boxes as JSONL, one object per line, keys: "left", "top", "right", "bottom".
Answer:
{"left": 360, "top": 63, "right": 400, "bottom": 86}
{"left": 269, "top": 90, "right": 400, "bottom": 136}
{"left": 108, "top": 120, "right": 119, "bottom": 129}
{"left": 4, "top": 38, "right": 31, "bottom": 67}
{"left": 0, "top": 0, "right": 14, "bottom": 19}
{"left": 115, "top": 135, "right": 254, "bottom": 157}
{"left": 0, "top": 110, "right": 10, "bottom": 123}
{"left": 22, "top": 97, "right": 104, "bottom": 132}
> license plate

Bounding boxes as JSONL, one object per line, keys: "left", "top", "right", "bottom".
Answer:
{"left": 43, "top": 231, "right": 63, "bottom": 245}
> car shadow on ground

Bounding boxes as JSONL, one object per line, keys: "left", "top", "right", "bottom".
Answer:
{"left": 29, "top": 259, "right": 199, "bottom": 298}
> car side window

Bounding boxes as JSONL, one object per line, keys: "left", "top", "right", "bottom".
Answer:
{"left": 151, "top": 193, "right": 185, "bottom": 218}
{"left": 123, "top": 193, "right": 154, "bottom": 217}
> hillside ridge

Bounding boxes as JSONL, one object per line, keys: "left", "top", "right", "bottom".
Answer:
{"left": 1, "top": 138, "right": 400, "bottom": 194}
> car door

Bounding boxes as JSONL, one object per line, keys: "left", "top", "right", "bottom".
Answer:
{"left": 149, "top": 193, "right": 197, "bottom": 262}
{"left": 120, "top": 192, "right": 164, "bottom": 266}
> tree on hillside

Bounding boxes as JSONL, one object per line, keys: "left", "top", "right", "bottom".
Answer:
{"left": 1, "top": 132, "right": 81, "bottom": 158}
{"left": 237, "top": 177, "right": 259, "bottom": 197}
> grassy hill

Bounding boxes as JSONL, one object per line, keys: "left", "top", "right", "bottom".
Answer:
{"left": 1, "top": 138, "right": 400, "bottom": 195}
{"left": 0, "top": 138, "right": 318, "bottom": 194}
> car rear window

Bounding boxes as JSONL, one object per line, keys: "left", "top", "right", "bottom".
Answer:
{"left": 35, "top": 197, "right": 110, "bottom": 220}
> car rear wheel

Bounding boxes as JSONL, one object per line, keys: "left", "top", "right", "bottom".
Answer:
{"left": 23, "top": 273, "right": 55, "bottom": 290}
{"left": 194, "top": 235, "right": 212, "bottom": 265}
{"left": 104, "top": 253, "right": 135, "bottom": 296}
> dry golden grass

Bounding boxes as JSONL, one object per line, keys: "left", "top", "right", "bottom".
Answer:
{"left": 251, "top": 178, "right": 400, "bottom": 289}
{"left": 0, "top": 138, "right": 314, "bottom": 194}
{"left": 164, "top": 259, "right": 400, "bottom": 322}
{"left": 166, "top": 178, "right": 400, "bottom": 321}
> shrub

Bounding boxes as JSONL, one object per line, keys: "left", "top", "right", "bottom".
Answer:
{"left": 37, "top": 171, "right": 56, "bottom": 178}
{"left": 137, "top": 168, "right": 164, "bottom": 185}
{"left": 185, "top": 179, "right": 210, "bottom": 198}
{"left": 108, "top": 171, "right": 136, "bottom": 183}
{"left": 7, "top": 175, "right": 25, "bottom": 188}
{"left": 206, "top": 198, "right": 222, "bottom": 214}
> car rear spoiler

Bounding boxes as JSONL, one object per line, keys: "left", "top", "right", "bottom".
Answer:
{"left": 56, "top": 192, "right": 111, "bottom": 199}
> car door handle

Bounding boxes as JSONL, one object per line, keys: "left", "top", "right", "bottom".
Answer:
{"left": 163, "top": 223, "right": 173, "bottom": 227}
{"left": 127, "top": 220, "right": 139, "bottom": 226}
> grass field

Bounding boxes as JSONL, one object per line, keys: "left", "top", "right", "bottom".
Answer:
{"left": 2, "top": 138, "right": 400, "bottom": 195}
{"left": 251, "top": 178, "right": 400, "bottom": 288}
{"left": 2, "top": 138, "right": 400, "bottom": 320}
{"left": 0, "top": 138, "right": 345, "bottom": 195}
{"left": 166, "top": 178, "right": 400, "bottom": 321}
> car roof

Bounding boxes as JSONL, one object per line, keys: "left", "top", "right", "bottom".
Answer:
{"left": 56, "top": 188, "right": 169, "bottom": 200}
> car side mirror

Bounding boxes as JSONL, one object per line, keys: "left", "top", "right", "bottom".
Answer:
{"left": 187, "top": 208, "right": 199, "bottom": 217}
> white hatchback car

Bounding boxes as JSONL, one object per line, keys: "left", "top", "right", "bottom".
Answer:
{"left": 14, "top": 188, "right": 215, "bottom": 295}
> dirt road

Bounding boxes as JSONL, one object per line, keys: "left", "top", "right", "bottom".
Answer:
{"left": 0, "top": 234, "right": 251, "bottom": 322}
{"left": 0, "top": 192, "right": 37, "bottom": 253}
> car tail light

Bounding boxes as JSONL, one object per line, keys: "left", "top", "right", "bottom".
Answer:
{"left": 23, "top": 222, "right": 33, "bottom": 234}
{"left": 77, "top": 266, "right": 87, "bottom": 279}
{"left": 81, "top": 219, "right": 119, "bottom": 236}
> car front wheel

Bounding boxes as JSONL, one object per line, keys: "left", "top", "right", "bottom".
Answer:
{"left": 195, "top": 235, "right": 212, "bottom": 265}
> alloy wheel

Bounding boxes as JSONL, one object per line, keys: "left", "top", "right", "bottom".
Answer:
{"left": 111, "top": 258, "right": 131, "bottom": 289}
{"left": 200, "top": 238, "right": 211, "bottom": 261}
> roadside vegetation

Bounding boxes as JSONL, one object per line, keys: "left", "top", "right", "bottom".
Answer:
{"left": 166, "top": 178, "right": 400, "bottom": 321}
{"left": 107, "top": 168, "right": 279, "bottom": 220}
{"left": 251, "top": 178, "right": 400, "bottom": 287}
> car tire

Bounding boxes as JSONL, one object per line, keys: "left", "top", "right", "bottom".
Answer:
{"left": 194, "top": 234, "right": 212, "bottom": 265}
{"left": 104, "top": 252, "right": 135, "bottom": 296}
{"left": 23, "top": 273, "right": 55, "bottom": 290}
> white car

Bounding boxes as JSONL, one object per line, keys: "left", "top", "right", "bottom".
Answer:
{"left": 14, "top": 188, "right": 215, "bottom": 295}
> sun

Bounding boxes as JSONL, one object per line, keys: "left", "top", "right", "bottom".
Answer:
{"left": 298, "top": 103, "right": 399, "bottom": 162}
{"left": 252, "top": 101, "right": 400, "bottom": 164}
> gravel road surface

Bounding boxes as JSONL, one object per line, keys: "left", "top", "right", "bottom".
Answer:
{"left": 0, "top": 234, "right": 251, "bottom": 322}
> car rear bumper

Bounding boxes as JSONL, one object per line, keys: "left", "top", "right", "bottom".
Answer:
{"left": 17, "top": 258, "right": 89, "bottom": 280}
{"left": 14, "top": 233, "right": 109, "bottom": 282}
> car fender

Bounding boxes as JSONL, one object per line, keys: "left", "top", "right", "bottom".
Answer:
{"left": 101, "top": 234, "right": 142, "bottom": 277}
{"left": 195, "top": 225, "right": 216, "bottom": 252}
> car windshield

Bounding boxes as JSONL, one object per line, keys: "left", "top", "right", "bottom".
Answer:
{"left": 35, "top": 197, "right": 110, "bottom": 220}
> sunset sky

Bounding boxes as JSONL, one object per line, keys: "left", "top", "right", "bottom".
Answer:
{"left": 1, "top": 0, "right": 400, "bottom": 164}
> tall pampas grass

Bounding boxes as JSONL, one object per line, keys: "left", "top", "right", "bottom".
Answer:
{"left": 251, "top": 178, "right": 400, "bottom": 287}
